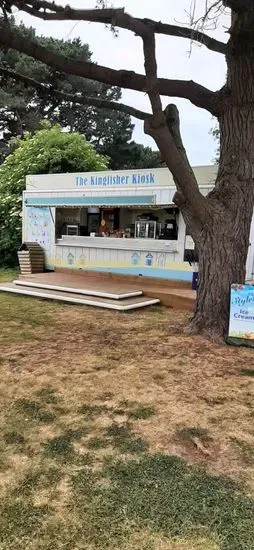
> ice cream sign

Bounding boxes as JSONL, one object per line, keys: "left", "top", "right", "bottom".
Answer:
{"left": 228, "top": 284, "right": 254, "bottom": 345}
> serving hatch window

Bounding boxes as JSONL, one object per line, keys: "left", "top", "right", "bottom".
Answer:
{"left": 55, "top": 206, "right": 179, "bottom": 240}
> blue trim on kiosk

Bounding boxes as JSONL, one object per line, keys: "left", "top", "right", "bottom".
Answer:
{"left": 25, "top": 195, "right": 155, "bottom": 207}
{"left": 82, "top": 266, "right": 193, "bottom": 281}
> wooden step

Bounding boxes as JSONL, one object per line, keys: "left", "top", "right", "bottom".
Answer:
{"left": 144, "top": 287, "right": 195, "bottom": 311}
{"left": 13, "top": 280, "right": 143, "bottom": 300}
{"left": 0, "top": 283, "right": 159, "bottom": 311}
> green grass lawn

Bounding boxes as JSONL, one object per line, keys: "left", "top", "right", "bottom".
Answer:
{"left": 0, "top": 267, "right": 19, "bottom": 283}
{"left": 0, "top": 268, "right": 254, "bottom": 549}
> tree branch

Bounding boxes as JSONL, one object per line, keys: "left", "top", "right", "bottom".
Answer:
{"left": 0, "top": 25, "right": 220, "bottom": 115}
{"left": 140, "top": 25, "right": 207, "bottom": 222}
{"left": 144, "top": 110, "right": 208, "bottom": 224}
{"left": 11, "top": 1, "right": 227, "bottom": 54}
{"left": 0, "top": 65, "right": 150, "bottom": 120}
{"left": 142, "top": 31, "right": 163, "bottom": 117}
{"left": 164, "top": 104, "right": 207, "bottom": 238}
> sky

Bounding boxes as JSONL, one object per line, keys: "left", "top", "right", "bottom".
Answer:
{"left": 15, "top": 1, "right": 229, "bottom": 166}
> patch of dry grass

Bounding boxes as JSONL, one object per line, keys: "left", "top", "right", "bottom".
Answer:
{"left": 0, "top": 283, "right": 254, "bottom": 549}
{"left": 119, "top": 531, "right": 220, "bottom": 550}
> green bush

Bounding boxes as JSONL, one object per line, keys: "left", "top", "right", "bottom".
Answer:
{"left": 0, "top": 123, "right": 108, "bottom": 267}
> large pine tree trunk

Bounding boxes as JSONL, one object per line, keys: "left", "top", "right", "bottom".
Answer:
{"left": 188, "top": 6, "right": 254, "bottom": 340}
{"left": 188, "top": 203, "right": 253, "bottom": 340}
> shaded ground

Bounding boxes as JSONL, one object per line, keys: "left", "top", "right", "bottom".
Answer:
{"left": 0, "top": 269, "right": 254, "bottom": 549}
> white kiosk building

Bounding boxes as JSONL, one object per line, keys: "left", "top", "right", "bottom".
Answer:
{"left": 22, "top": 165, "right": 254, "bottom": 283}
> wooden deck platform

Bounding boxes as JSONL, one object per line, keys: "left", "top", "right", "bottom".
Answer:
{"left": 0, "top": 282, "right": 160, "bottom": 311}
{"left": 15, "top": 275, "right": 143, "bottom": 300}
{"left": 14, "top": 272, "right": 196, "bottom": 311}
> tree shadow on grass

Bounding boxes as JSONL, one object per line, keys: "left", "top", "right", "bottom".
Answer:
{"left": 0, "top": 501, "right": 49, "bottom": 547}
{"left": 71, "top": 453, "right": 254, "bottom": 550}
{"left": 1, "top": 451, "right": 254, "bottom": 549}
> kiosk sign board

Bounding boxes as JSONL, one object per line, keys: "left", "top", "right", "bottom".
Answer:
{"left": 228, "top": 284, "right": 254, "bottom": 346}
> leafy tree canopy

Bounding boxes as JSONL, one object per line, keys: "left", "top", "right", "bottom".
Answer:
{"left": 0, "top": 18, "right": 133, "bottom": 157}
{"left": 0, "top": 123, "right": 108, "bottom": 266}
{"left": 103, "top": 138, "right": 163, "bottom": 170}
{"left": 0, "top": 18, "right": 162, "bottom": 169}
